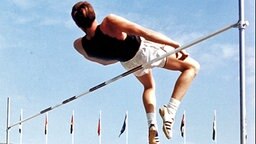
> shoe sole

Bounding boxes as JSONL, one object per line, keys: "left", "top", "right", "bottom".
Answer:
{"left": 159, "top": 108, "right": 172, "bottom": 139}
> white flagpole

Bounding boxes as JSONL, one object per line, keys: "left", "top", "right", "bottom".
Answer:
{"left": 126, "top": 111, "right": 128, "bottom": 144}
{"left": 19, "top": 109, "right": 23, "bottom": 144}
{"left": 6, "top": 97, "right": 11, "bottom": 144}
{"left": 214, "top": 110, "right": 217, "bottom": 144}
{"left": 72, "top": 110, "right": 75, "bottom": 144}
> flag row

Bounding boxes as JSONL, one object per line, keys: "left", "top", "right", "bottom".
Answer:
{"left": 179, "top": 111, "right": 217, "bottom": 142}
{"left": 18, "top": 110, "right": 129, "bottom": 137}
{"left": 18, "top": 110, "right": 217, "bottom": 141}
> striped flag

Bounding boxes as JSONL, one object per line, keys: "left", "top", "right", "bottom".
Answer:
{"left": 44, "top": 113, "right": 48, "bottom": 135}
{"left": 212, "top": 111, "right": 217, "bottom": 141}
{"left": 119, "top": 113, "right": 127, "bottom": 137}
{"left": 180, "top": 112, "right": 185, "bottom": 137}
{"left": 70, "top": 113, "right": 74, "bottom": 134}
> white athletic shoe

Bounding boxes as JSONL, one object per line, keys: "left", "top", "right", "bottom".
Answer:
{"left": 148, "top": 124, "right": 160, "bottom": 144}
{"left": 159, "top": 105, "right": 175, "bottom": 139}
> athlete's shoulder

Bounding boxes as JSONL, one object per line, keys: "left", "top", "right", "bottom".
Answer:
{"left": 102, "top": 14, "right": 128, "bottom": 25}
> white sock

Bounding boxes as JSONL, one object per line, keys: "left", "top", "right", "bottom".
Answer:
{"left": 146, "top": 112, "right": 157, "bottom": 128}
{"left": 166, "top": 98, "right": 181, "bottom": 118}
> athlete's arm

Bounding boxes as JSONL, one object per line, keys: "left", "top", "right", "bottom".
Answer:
{"left": 103, "top": 14, "right": 180, "bottom": 48}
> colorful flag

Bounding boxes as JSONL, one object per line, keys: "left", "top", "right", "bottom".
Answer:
{"left": 180, "top": 113, "right": 185, "bottom": 137}
{"left": 97, "top": 116, "right": 101, "bottom": 136}
{"left": 119, "top": 113, "right": 127, "bottom": 137}
{"left": 44, "top": 113, "right": 48, "bottom": 135}
{"left": 70, "top": 113, "right": 74, "bottom": 134}
{"left": 212, "top": 111, "right": 216, "bottom": 141}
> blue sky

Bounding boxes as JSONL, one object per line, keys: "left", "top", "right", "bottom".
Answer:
{"left": 0, "top": 0, "right": 255, "bottom": 144}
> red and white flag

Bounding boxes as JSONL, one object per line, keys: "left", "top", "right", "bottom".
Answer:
{"left": 97, "top": 113, "right": 101, "bottom": 136}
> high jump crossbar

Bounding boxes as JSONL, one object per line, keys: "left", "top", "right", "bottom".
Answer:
{"left": 8, "top": 22, "right": 238, "bottom": 129}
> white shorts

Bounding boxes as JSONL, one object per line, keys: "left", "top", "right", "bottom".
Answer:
{"left": 121, "top": 38, "right": 173, "bottom": 77}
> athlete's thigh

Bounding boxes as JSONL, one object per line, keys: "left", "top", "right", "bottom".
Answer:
{"left": 163, "top": 53, "right": 199, "bottom": 72}
{"left": 136, "top": 70, "right": 155, "bottom": 88}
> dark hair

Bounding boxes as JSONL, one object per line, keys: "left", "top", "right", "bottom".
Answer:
{"left": 71, "top": 1, "right": 96, "bottom": 28}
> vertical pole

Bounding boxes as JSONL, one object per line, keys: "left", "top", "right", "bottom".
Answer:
{"left": 6, "top": 97, "right": 10, "bottom": 144}
{"left": 19, "top": 109, "right": 23, "bottom": 144}
{"left": 238, "top": 0, "right": 247, "bottom": 144}
{"left": 45, "top": 112, "right": 48, "bottom": 144}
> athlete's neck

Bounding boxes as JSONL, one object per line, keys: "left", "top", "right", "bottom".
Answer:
{"left": 83, "top": 20, "right": 98, "bottom": 40}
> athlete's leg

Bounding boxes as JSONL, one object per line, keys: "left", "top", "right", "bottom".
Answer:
{"left": 136, "top": 70, "right": 160, "bottom": 144}
{"left": 136, "top": 70, "right": 156, "bottom": 123}
{"left": 164, "top": 52, "right": 200, "bottom": 101}
{"left": 159, "top": 50, "right": 200, "bottom": 139}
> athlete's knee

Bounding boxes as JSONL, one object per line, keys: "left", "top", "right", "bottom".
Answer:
{"left": 142, "top": 82, "right": 155, "bottom": 91}
{"left": 184, "top": 59, "right": 200, "bottom": 77}
{"left": 191, "top": 60, "right": 200, "bottom": 76}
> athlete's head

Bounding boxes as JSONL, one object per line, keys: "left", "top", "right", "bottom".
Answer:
{"left": 71, "top": 1, "right": 96, "bottom": 29}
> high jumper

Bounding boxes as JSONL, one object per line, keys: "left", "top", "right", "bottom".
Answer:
{"left": 71, "top": 1, "right": 200, "bottom": 143}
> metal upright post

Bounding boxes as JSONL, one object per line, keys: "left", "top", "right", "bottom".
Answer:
{"left": 238, "top": 0, "right": 248, "bottom": 144}
{"left": 6, "top": 97, "right": 11, "bottom": 144}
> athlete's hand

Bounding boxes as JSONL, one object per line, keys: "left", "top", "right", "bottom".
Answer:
{"left": 176, "top": 50, "right": 189, "bottom": 60}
